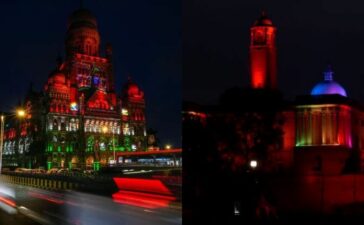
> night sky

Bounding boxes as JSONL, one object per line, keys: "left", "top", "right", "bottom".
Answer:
{"left": 0, "top": 0, "right": 181, "bottom": 147}
{"left": 184, "top": 0, "right": 364, "bottom": 104}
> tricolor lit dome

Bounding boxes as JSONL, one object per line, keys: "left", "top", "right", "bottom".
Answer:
{"left": 311, "top": 66, "right": 347, "bottom": 97}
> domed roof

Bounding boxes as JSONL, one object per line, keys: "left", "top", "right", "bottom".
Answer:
{"left": 130, "top": 85, "right": 140, "bottom": 95}
{"left": 123, "top": 77, "right": 144, "bottom": 98}
{"left": 125, "top": 81, "right": 140, "bottom": 96}
{"left": 311, "top": 67, "right": 347, "bottom": 97}
{"left": 48, "top": 69, "right": 66, "bottom": 84}
{"left": 253, "top": 11, "right": 273, "bottom": 26}
{"left": 68, "top": 8, "right": 97, "bottom": 30}
{"left": 53, "top": 72, "right": 66, "bottom": 84}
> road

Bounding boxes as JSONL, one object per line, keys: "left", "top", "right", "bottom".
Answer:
{"left": 0, "top": 182, "right": 181, "bottom": 225}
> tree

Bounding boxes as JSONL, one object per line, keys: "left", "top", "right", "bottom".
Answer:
{"left": 146, "top": 128, "right": 160, "bottom": 148}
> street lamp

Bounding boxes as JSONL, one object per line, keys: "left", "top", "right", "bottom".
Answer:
{"left": 0, "top": 109, "right": 26, "bottom": 174}
{"left": 165, "top": 144, "right": 172, "bottom": 150}
{"left": 0, "top": 115, "right": 4, "bottom": 174}
{"left": 17, "top": 109, "right": 26, "bottom": 118}
{"left": 250, "top": 160, "right": 258, "bottom": 169}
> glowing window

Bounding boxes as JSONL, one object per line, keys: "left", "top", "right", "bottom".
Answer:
{"left": 70, "top": 102, "right": 78, "bottom": 111}
{"left": 122, "top": 109, "right": 128, "bottom": 116}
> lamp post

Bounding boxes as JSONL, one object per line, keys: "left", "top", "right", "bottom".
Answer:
{"left": 0, "top": 115, "right": 4, "bottom": 174}
{"left": 112, "top": 129, "right": 115, "bottom": 164}
{"left": 250, "top": 160, "right": 258, "bottom": 169}
{"left": 0, "top": 109, "right": 26, "bottom": 174}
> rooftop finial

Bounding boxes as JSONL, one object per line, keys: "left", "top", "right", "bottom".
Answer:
{"left": 324, "top": 65, "right": 333, "bottom": 81}
{"left": 127, "top": 73, "right": 132, "bottom": 82}
{"left": 56, "top": 51, "right": 63, "bottom": 70}
{"left": 261, "top": 10, "right": 266, "bottom": 17}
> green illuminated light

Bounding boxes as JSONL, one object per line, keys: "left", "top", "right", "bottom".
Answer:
{"left": 47, "top": 162, "right": 52, "bottom": 170}
{"left": 93, "top": 162, "right": 100, "bottom": 171}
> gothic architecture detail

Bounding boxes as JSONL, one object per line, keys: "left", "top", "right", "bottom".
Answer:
{"left": 3, "top": 7, "right": 147, "bottom": 170}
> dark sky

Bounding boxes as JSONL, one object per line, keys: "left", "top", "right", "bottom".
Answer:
{"left": 184, "top": 0, "right": 364, "bottom": 104}
{"left": 0, "top": 0, "right": 181, "bottom": 147}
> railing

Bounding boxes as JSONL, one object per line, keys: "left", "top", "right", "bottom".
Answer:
{"left": 0, "top": 170, "right": 182, "bottom": 199}
{"left": 0, "top": 171, "right": 117, "bottom": 195}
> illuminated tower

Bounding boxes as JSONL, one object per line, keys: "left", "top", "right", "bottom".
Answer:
{"left": 250, "top": 12, "right": 277, "bottom": 89}
{"left": 65, "top": 8, "right": 100, "bottom": 57}
{"left": 121, "top": 78, "right": 147, "bottom": 151}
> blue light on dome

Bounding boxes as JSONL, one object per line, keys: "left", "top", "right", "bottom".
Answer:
{"left": 310, "top": 66, "right": 347, "bottom": 97}
{"left": 311, "top": 82, "right": 347, "bottom": 97}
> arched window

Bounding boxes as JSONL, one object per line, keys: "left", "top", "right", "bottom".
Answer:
{"left": 61, "top": 122, "right": 66, "bottom": 131}
{"left": 53, "top": 119, "right": 58, "bottom": 130}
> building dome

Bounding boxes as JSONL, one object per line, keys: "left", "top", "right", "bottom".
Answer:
{"left": 123, "top": 77, "right": 144, "bottom": 98}
{"left": 127, "top": 83, "right": 140, "bottom": 96}
{"left": 253, "top": 11, "right": 273, "bottom": 26}
{"left": 65, "top": 7, "right": 100, "bottom": 57}
{"left": 311, "top": 67, "right": 347, "bottom": 97}
{"left": 52, "top": 72, "right": 66, "bottom": 84}
{"left": 67, "top": 8, "right": 97, "bottom": 30}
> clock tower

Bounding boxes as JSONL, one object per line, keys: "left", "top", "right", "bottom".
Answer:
{"left": 250, "top": 12, "right": 277, "bottom": 89}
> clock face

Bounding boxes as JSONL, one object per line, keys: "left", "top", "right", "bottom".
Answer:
{"left": 254, "top": 31, "right": 266, "bottom": 45}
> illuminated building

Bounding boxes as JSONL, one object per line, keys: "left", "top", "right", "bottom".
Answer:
{"left": 292, "top": 66, "right": 362, "bottom": 174}
{"left": 121, "top": 78, "right": 147, "bottom": 152}
{"left": 250, "top": 11, "right": 277, "bottom": 89}
{"left": 2, "top": 7, "right": 147, "bottom": 169}
{"left": 183, "top": 12, "right": 364, "bottom": 175}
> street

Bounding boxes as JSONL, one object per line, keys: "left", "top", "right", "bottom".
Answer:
{"left": 0, "top": 182, "right": 181, "bottom": 225}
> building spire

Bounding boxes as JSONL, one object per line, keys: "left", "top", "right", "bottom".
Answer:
{"left": 56, "top": 52, "right": 63, "bottom": 69}
{"left": 324, "top": 65, "right": 333, "bottom": 81}
{"left": 127, "top": 73, "right": 132, "bottom": 82}
{"left": 261, "top": 10, "right": 266, "bottom": 18}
